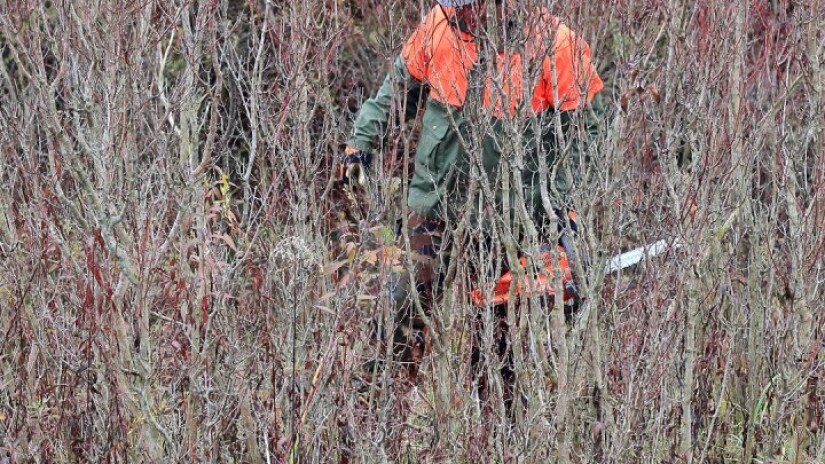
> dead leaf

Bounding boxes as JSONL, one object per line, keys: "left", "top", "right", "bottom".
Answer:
{"left": 620, "top": 93, "right": 629, "bottom": 112}
{"left": 345, "top": 242, "right": 357, "bottom": 262}
{"left": 381, "top": 246, "right": 402, "bottom": 264}
{"left": 363, "top": 250, "right": 379, "bottom": 265}
{"left": 215, "top": 233, "right": 237, "bottom": 251}
{"left": 648, "top": 85, "right": 661, "bottom": 103}
{"left": 323, "top": 261, "right": 347, "bottom": 276}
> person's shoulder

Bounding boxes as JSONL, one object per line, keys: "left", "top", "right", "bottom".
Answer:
{"left": 420, "top": 4, "right": 449, "bottom": 25}
{"left": 524, "top": 8, "right": 569, "bottom": 53}
{"left": 531, "top": 7, "right": 560, "bottom": 28}
{"left": 409, "top": 4, "right": 452, "bottom": 40}
{"left": 524, "top": 8, "right": 569, "bottom": 40}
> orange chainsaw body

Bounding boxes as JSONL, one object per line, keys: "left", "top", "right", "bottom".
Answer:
{"left": 470, "top": 245, "right": 577, "bottom": 307}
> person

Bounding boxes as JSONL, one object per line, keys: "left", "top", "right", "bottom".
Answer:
{"left": 342, "top": 0, "right": 603, "bottom": 386}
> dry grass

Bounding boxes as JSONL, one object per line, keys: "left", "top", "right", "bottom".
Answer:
{"left": 0, "top": 0, "right": 823, "bottom": 462}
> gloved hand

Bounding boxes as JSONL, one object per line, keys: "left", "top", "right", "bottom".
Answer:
{"left": 339, "top": 147, "right": 372, "bottom": 187}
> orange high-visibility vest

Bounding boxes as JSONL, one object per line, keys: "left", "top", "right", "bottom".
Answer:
{"left": 401, "top": 6, "right": 603, "bottom": 117}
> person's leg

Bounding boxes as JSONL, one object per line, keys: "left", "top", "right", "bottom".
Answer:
{"left": 465, "top": 233, "right": 518, "bottom": 416}
{"left": 471, "top": 310, "right": 517, "bottom": 420}
{"left": 390, "top": 212, "right": 448, "bottom": 380}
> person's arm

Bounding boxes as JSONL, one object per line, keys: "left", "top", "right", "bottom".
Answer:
{"left": 346, "top": 56, "right": 425, "bottom": 153}
{"left": 347, "top": 6, "right": 443, "bottom": 154}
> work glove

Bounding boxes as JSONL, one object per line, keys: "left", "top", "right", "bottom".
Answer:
{"left": 339, "top": 147, "right": 372, "bottom": 187}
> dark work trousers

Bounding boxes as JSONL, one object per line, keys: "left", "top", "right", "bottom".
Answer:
{"left": 376, "top": 209, "right": 579, "bottom": 412}
{"left": 383, "top": 211, "right": 515, "bottom": 408}
{"left": 384, "top": 212, "right": 448, "bottom": 381}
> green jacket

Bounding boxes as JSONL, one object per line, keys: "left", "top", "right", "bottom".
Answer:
{"left": 348, "top": 56, "right": 580, "bottom": 224}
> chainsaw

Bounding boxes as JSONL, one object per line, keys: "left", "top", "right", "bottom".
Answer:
{"left": 469, "top": 234, "right": 681, "bottom": 308}
{"left": 333, "top": 158, "right": 680, "bottom": 308}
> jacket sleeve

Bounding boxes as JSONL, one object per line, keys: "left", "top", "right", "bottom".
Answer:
{"left": 347, "top": 55, "right": 426, "bottom": 153}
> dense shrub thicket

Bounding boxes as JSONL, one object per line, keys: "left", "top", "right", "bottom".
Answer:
{"left": 0, "top": 1, "right": 822, "bottom": 462}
